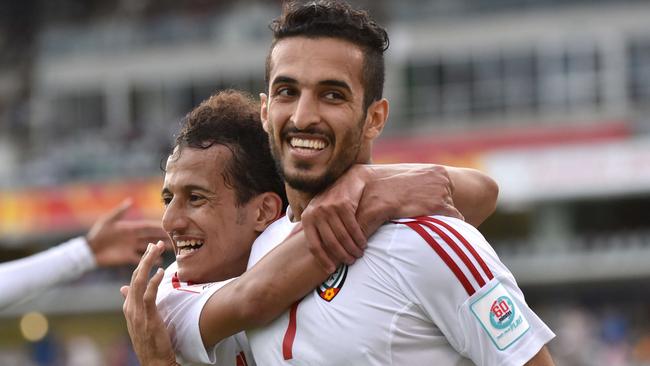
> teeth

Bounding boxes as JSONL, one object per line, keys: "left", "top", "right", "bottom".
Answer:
{"left": 176, "top": 240, "right": 204, "bottom": 251}
{"left": 290, "top": 138, "right": 326, "bottom": 150}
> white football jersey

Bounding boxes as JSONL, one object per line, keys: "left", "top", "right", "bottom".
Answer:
{"left": 246, "top": 215, "right": 555, "bottom": 365}
{"left": 156, "top": 262, "right": 254, "bottom": 366}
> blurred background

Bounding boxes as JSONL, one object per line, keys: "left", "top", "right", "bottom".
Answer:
{"left": 1, "top": 0, "right": 650, "bottom": 364}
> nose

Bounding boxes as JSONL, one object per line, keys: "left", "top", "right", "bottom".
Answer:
{"left": 292, "top": 92, "right": 320, "bottom": 130}
{"left": 161, "top": 198, "right": 188, "bottom": 236}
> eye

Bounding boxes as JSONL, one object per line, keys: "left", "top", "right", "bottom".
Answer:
{"left": 275, "top": 86, "right": 297, "bottom": 98}
{"left": 162, "top": 195, "right": 172, "bottom": 206}
{"left": 189, "top": 193, "right": 205, "bottom": 203}
{"left": 323, "top": 91, "right": 345, "bottom": 101}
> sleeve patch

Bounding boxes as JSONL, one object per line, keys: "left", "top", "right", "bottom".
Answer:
{"left": 470, "top": 281, "right": 530, "bottom": 350}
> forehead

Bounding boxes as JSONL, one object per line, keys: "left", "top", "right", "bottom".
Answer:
{"left": 269, "top": 36, "right": 365, "bottom": 88}
{"left": 164, "top": 145, "right": 232, "bottom": 187}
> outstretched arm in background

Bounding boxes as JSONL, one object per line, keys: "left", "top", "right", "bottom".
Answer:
{"left": 0, "top": 199, "right": 167, "bottom": 309}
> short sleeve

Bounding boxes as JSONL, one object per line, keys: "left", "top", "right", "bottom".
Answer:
{"left": 156, "top": 263, "right": 253, "bottom": 365}
{"left": 389, "top": 216, "right": 555, "bottom": 365}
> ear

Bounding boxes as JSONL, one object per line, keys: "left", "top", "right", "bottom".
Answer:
{"left": 363, "top": 98, "right": 389, "bottom": 140}
{"left": 260, "top": 93, "right": 270, "bottom": 133}
{"left": 252, "top": 192, "right": 283, "bottom": 232}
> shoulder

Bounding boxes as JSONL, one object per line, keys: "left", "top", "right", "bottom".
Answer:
{"left": 382, "top": 215, "right": 493, "bottom": 259}
{"left": 248, "top": 215, "right": 298, "bottom": 269}
{"left": 156, "top": 261, "right": 234, "bottom": 305}
{"left": 256, "top": 214, "right": 295, "bottom": 243}
{"left": 388, "top": 215, "right": 485, "bottom": 241}
{"left": 376, "top": 215, "right": 502, "bottom": 295}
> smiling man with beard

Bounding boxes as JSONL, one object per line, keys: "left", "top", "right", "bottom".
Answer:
{"left": 122, "top": 88, "right": 500, "bottom": 365}
{"left": 122, "top": 2, "right": 556, "bottom": 366}
{"left": 241, "top": 1, "right": 556, "bottom": 365}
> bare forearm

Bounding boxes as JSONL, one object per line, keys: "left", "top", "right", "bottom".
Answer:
{"left": 199, "top": 230, "right": 329, "bottom": 347}
{"left": 361, "top": 164, "right": 497, "bottom": 225}
{"left": 355, "top": 163, "right": 462, "bottom": 234}
{"left": 524, "top": 346, "right": 555, "bottom": 366}
{"left": 446, "top": 167, "right": 498, "bottom": 226}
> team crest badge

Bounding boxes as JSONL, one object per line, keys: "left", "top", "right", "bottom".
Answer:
{"left": 316, "top": 264, "right": 348, "bottom": 302}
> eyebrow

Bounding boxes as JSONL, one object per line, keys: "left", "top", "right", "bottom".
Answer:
{"left": 271, "top": 76, "right": 352, "bottom": 94}
{"left": 271, "top": 75, "right": 297, "bottom": 87}
{"left": 161, "top": 185, "right": 212, "bottom": 196}
{"left": 319, "top": 79, "right": 352, "bottom": 93}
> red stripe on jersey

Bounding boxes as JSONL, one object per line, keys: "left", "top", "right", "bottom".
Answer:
{"left": 417, "top": 217, "right": 494, "bottom": 280}
{"left": 171, "top": 272, "right": 201, "bottom": 294}
{"left": 282, "top": 301, "right": 300, "bottom": 360}
{"left": 236, "top": 351, "right": 248, "bottom": 366}
{"left": 403, "top": 221, "right": 476, "bottom": 296}
{"left": 416, "top": 220, "right": 487, "bottom": 288}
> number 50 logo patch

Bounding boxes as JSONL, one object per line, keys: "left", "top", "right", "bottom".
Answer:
{"left": 470, "top": 282, "right": 530, "bottom": 350}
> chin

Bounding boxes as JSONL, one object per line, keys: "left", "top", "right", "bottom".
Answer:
{"left": 286, "top": 171, "right": 338, "bottom": 194}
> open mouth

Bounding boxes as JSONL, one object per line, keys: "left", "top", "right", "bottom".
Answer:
{"left": 175, "top": 239, "right": 204, "bottom": 255}
{"left": 289, "top": 137, "right": 328, "bottom": 151}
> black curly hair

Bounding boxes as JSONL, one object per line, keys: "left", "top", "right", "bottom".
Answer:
{"left": 171, "top": 89, "right": 288, "bottom": 210}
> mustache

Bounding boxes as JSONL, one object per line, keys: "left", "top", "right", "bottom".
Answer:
{"left": 280, "top": 124, "right": 333, "bottom": 141}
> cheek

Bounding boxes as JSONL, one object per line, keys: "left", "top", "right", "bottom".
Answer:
{"left": 235, "top": 207, "right": 249, "bottom": 225}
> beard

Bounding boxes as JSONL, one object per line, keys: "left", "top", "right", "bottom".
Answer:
{"left": 269, "top": 117, "right": 365, "bottom": 195}
{"left": 280, "top": 161, "right": 339, "bottom": 195}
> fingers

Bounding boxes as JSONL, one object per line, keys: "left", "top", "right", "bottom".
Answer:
{"left": 314, "top": 220, "right": 356, "bottom": 265}
{"left": 325, "top": 214, "right": 363, "bottom": 260}
{"left": 133, "top": 222, "right": 168, "bottom": 240}
{"left": 143, "top": 268, "right": 164, "bottom": 312}
{"left": 118, "top": 221, "right": 168, "bottom": 240}
{"left": 104, "top": 198, "right": 133, "bottom": 223}
{"left": 120, "top": 285, "right": 130, "bottom": 299}
{"left": 130, "top": 242, "right": 165, "bottom": 306}
{"left": 441, "top": 204, "right": 464, "bottom": 221}
{"left": 333, "top": 205, "right": 367, "bottom": 250}
{"left": 303, "top": 224, "right": 336, "bottom": 274}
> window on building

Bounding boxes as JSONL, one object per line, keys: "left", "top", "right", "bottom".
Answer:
{"left": 403, "top": 41, "right": 603, "bottom": 127}
{"left": 52, "top": 91, "right": 105, "bottom": 137}
{"left": 628, "top": 37, "right": 650, "bottom": 106}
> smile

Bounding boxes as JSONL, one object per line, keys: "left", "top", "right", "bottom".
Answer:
{"left": 175, "top": 239, "right": 204, "bottom": 255}
{"left": 289, "top": 137, "right": 327, "bottom": 150}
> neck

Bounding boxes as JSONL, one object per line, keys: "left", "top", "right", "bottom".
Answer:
{"left": 286, "top": 148, "right": 374, "bottom": 222}
{"left": 286, "top": 186, "right": 314, "bottom": 222}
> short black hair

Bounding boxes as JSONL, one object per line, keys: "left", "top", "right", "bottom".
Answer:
{"left": 265, "top": 0, "right": 389, "bottom": 110}
{"left": 172, "top": 89, "right": 288, "bottom": 210}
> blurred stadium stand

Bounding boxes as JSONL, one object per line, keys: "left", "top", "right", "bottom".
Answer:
{"left": 2, "top": 0, "right": 650, "bottom": 364}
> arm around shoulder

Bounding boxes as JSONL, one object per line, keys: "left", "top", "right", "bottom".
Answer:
{"left": 446, "top": 166, "right": 498, "bottom": 226}
{"left": 198, "top": 228, "right": 331, "bottom": 348}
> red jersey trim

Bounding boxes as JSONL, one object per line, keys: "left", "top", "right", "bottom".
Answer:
{"left": 416, "top": 216, "right": 494, "bottom": 280}
{"left": 236, "top": 351, "right": 248, "bottom": 366}
{"left": 416, "top": 220, "right": 487, "bottom": 288}
{"left": 403, "top": 221, "right": 476, "bottom": 296}
{"left": 171, "top": 272, "right": 201, "bottom": 294}
{"left": 282, "top": 301, "right": 300, "bottom": 360}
